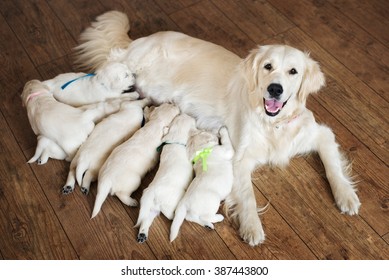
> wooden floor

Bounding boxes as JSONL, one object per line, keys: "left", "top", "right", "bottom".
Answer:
{"left": 0, "top": 0, "right": 388, "bottom": 260}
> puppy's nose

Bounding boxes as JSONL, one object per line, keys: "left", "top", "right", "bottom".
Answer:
{"left": 267, "top": 83, "right": 283, "bottom": 98}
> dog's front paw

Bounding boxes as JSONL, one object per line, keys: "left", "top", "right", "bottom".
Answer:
{"left": 239, "top": 218, "right": 265, "bottom": 246}
{"left": 62, "top": 185, "right": 74, "bottom": 195}
{"left": 335, "top": 189, "right": 361, "bottom": 215}
{"left": 137, "top": 233, "right": 147, "bottom": 243}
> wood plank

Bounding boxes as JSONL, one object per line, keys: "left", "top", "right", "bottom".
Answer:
{"left": 211, "top": 0, "right": 294, "bottom": 44}
{"left": 268, "top": 0, "right": 389, "bottom": 100}
{"left": 169, "top": 0, "right": 256, "bottom": 57}
{"left": 253, "top": 158, "right": 389, "bottom": 259}
{"left": 216, "top": 188, "right": 317, "bottom": 259}
{"left": 46, "top": 0, "right": 107, "bottom": 41}
{"left": 98, "top": 0, "right": 181, "bottom": 40}
{"left": 0, "top": 0, "right": 75, "bottom": 66}
{"left": 263, "top": 27, "right": 388, "bottom": 168}
{"left": 0, "top": 13, "right": 41, "bottom": 152}
{"left": 157, "top": 0, "right": 202, "bottom": 15}
{"left": 383, "top": 233, "right": 389, "bottom": 245}
{"left": 26, "top": 148, "right": 156, "bottom": 259}
{"left": 328, "top": 0, "right": 389, "bottom": 46}
{"left": 305, "top": 97, "right": 389, "bottom": 237}
{"left": 0, "top": 114, "right": 78, "bottom": 259}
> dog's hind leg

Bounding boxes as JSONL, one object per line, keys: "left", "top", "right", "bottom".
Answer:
{"left": 136, "top": 210, "right": 159, "bottom": 243}
{"left": 80, "top": 170, "right": 95, "bottom": 195}
{"left": 63, "top": 166, "right": 76, "bottom": 195}
{"left": 116, "top": 191, "right": 138, "bottom": 207}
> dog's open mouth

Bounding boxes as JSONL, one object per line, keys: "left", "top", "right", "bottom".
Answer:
{"left": 122, "top": 85, "right": 137, "bottom": 93}
{"left": 264, "top": 99, "right": 287, "bottom": 117}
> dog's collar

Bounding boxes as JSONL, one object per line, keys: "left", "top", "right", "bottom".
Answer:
{"left": 26, "top": 91, "right": 47, "bottom": 103}
{"left": 192, "top": 147, "right": 213, "bottom": 171}
{"left": 61, "top": 73, "right": 95, "bottom": 90}
{"left": 156, "top": 141, "right": 186, "bottom": 153}
{"left": 274, "top": 113, "right": 301, "bottom": 129}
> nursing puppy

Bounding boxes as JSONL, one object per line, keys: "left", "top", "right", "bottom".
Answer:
{"left": 75, "top": 11, "right": 361, "bottom": 246}
{"left": 62, "top": 98, "right": 151, "bottom": 195}
{"left": 43, "top": 61, "right": 138, "bottom": 106}
{"left": 170, "top": 127, "right": 234, "bottom": 242}
{"left": 91, "top": 103, "right": 180, "bottom": 218}
{"left": 22, "top": 79, "right": 126, "bottom": 163}
{"left": 135, "top": 113, "right": 196, "bottom": 243}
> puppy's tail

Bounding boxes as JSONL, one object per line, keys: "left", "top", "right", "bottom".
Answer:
{"left": 91, "top": 181, "right": 111, "bottom": 219}
{"left": 169, "top": 203, "right": 187, "bottom": 242}
{"left": 74, "top": 10, "right": 132, "bottom": 71}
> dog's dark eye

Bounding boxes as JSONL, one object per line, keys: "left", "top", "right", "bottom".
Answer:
{"left": 289, "top": 68, "right": 298, "bottom": 75}
{"left": 264, "top": 63, "right": 272, "bottom": 70}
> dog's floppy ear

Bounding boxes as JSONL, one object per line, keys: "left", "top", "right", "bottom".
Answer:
{"left": 242, "top": 46, "right": 269, "bottom": 94}
{"left": 298, "top": 54, "right": 325, "bottom": 103}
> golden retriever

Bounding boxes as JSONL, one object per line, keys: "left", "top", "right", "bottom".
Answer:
{"left": 75, "top": 11, "right": 361, "bottom": 246}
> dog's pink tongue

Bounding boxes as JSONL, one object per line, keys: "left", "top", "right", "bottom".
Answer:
{"left": 265, "top": 99, "right": 283, "bottom": 113}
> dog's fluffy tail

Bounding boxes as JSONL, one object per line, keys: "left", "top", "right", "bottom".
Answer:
{"left": 169, "top": 203, "right": 187, "bottom": 242}
{"left": 74, "top": 10, "right": 132, "bottom": 71}
{"left": 91, "top": 181, "right": 111, "bottom": 219}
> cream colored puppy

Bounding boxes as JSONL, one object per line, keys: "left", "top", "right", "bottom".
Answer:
{"left": 43, "top": 61, "right": 138, "bottom": 106}
{"left": 170, "top": 127, "right": 234, "bottom": 242}
{"left": 91, "top": 103, "right": 180, "bottom": 218}
{"left": 135, "top": 113, "right": 197, "bottom": 243}
{"left": 22, "top": 79, "right": 125, "bottom": 164}
{"left": 62, "top": 98, "right": 151, "bottom": 195}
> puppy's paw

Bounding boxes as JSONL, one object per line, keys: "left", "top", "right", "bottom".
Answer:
{"left": 80, "top": 187, "right": 89, "bottom": 195}
{"left": 335, "top": 189, "right": 361, "bottom": 215}
{"left": 204, "top": 224, "right": 214, "bottom": 230}
{"left": 239, "top": 219, "right": 265, "bottom": 247}
{"left": 137, "top": 233, "right": 147, "bottom": 243}
{"left": 62, "top": 185, "right": 74, "bottom": 195}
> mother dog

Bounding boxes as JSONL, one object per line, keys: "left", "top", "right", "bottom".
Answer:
{"left": 75, "top": 11, "right": 360, "bottom": 246}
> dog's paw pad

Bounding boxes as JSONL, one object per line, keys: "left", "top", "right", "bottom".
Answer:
{"left": 204, "top": 225, "right": 213, "bottom": 230}
{"left": 137, "top": 233, "right": 147, "bottom": 243}
{"left": 80, "top": 187, "right": 89, "bottom": 195}
{"left": 62, "top": 186, "right": 73, "bottom": 195}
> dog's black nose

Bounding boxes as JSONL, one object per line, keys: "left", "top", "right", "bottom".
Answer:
{"left": 267, "top": 83, "right": 283, "bottom": 98}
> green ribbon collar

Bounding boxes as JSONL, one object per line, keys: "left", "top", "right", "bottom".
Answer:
{"left": 192, "top": 147, "right": 213, "bottom": 171}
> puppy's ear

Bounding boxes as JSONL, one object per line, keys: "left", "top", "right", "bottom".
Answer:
{"left": 298, "top": 54, "right": 325, "bottom": 104}
{"left": 242, "top": 46, "right": 269, "bottom": 94}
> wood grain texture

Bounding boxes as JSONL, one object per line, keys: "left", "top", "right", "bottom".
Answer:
{"left": 0, "top": 0, "right": 387, "bottom": 260}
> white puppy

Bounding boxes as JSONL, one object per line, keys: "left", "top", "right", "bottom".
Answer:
{"left": 135, "top": 113, "right": 197, "bottom": 243}
{"left": 91, "top": 103, "right": 180, "bottom": 218}
{"left": 21, "top": 79, "right": 126, "bottom": 164}
{"left": 170, "top": 127, "right": 234, "bottom": 242}
{"left": 62, "top": 98, "right": 151, "bottom": 195}
{"left": 43, "top": 61, "right": 138, "bottom": 106}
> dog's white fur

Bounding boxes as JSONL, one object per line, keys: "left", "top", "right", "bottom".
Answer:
{"left": 62, "top": 98, "right": 150, "bottom": 195}
{"left": 21, "top": 79, "right": 125, "bottom": 164}
{"left": 76, "top": 11, "right": 361, "bottom": 246}
{"left": 42, "top": 61, "right": 138, "bottom": 106}
{"left": 135, "top": 113, "right": 196, "bottom": 243}
{"left": 91, "top": 103, "right": 180, "bottom": 218}
{"left": 170, "top": 127, "right": 234, "bottom": 242}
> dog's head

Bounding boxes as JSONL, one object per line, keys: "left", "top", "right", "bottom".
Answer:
{"left": 21, "top": 80, "right": 50, "bottom": 107}
{"left": 187, "top": 129, "right": 218, "bottom": 161}
{"left": 95, "top": 61, "right": 136, "bottom": 93}
{"left": 243, "top": 45, "right": 325, "bottom": 118}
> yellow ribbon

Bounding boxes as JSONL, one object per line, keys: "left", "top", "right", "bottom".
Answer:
{"left": 192, "top": 148, "right": 212, "bottom": 171}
